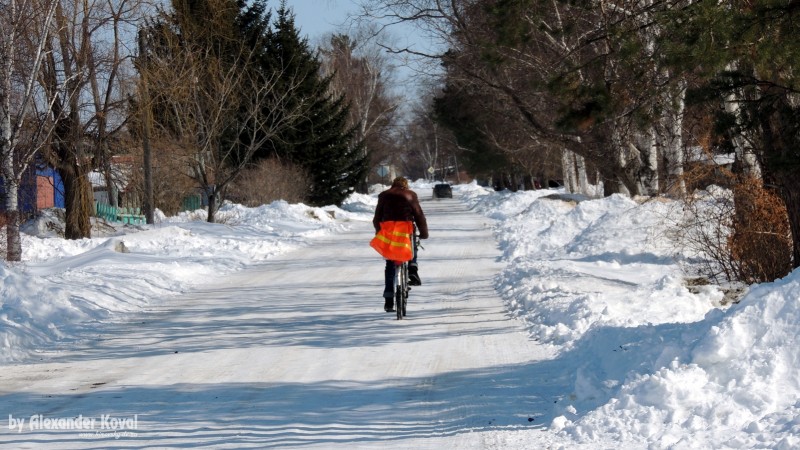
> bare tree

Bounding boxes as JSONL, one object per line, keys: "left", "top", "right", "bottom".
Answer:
{"left": 140, "top": 24, "right": 304, "bottom": 223}
{"left": 0, "top": 0, "right": 59, "bottom": 261}
{"left": 318, "top": 30, "right": 400, "bottom": 190}
{"left": 38, "top": 0, "right": 145, "bottom": 239}
{"left": 404, "top": 101, "right": 439, "bottom": 180}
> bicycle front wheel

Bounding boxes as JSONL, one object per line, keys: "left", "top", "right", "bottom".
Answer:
{"left": 395, "top": 289, "right": 403, "bottom": 320}
{"left": 396, "top": 262, "right": 407, "bottom": 320}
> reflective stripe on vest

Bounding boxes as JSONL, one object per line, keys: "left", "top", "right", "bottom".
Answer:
{"left": 370, "top": 221, "right": 414, "bottom": 262}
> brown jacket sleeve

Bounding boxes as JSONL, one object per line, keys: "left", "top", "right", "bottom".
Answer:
{"left": 409, "top": 191, "right": 429, "bottom": 239}
{"left": 372, "top": 192, "right": 385, "bottom": 233}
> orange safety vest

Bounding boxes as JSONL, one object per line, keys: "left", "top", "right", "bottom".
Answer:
{"left": 370, "top": 220, "right": 414, "bottom": 262}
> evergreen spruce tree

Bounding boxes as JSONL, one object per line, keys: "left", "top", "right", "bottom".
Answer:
{"left": 259, "top": 4, "right": 367, "bottom": 206}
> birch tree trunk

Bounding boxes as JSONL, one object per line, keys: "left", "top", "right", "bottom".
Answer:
{"left": 0, "top": 0, "right": 59, "bottom": 260}
{"left": 633, "top": 127, "right": 659, "bottom": 196}
{"left": 724, "top": 64, "right": 762, "bottom": 178}
{"left": 1, "top": 157, "right": 21, "bottom": 261}
{"left": 561, "top": 150, "right": 576, "bottom": 194}
{"left": 575, "top": 153, "right": 589, "bottom": 196}
{"left": 1, "top": 68, "right": 15, "bottom": 260}
{"left": 612, "top": 128, "right": 631, "bottom": 196}
{"left": 659, "top": 78, "right": 687, "bottom": 196}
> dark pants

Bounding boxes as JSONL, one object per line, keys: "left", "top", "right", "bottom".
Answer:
{"left": 384, "top": 237, "right": 418, "bottom": 299}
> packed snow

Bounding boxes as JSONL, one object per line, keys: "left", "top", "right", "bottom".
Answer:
{"left": 1, "top": 180, "right": 798, "bottom": 448}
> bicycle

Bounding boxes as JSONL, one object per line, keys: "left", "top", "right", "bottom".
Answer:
{"left": 392, "top": 233, "right": 419, "bottom": 320}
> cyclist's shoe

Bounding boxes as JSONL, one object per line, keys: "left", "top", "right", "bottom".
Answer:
{"left": 384, "top": 298, "right": 395, "bottom": 312}
{"left": 409, "top": 266, "right": 422, "bottom": 286}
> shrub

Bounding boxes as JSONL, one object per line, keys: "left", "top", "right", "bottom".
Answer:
{"left": 729, "top": 176, "right": 792, "bottom": 283}
{"left": 673, "top": 170, "right": 792, "bottom": 286}
{"left": 229, "top": 158, "right": 309, "bottom": 207}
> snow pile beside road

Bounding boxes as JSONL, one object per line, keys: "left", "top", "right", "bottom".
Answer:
{"left": 455, "top": 181, "right": 800, "bottom": 449}
{"left": 1, "top": 199, "right": 373, "bottom": 364}
{"left": 560, "top": 271, "right": 800, "bottom": 449}
{"left": 0, "top": 265, "right": 90, "bottom": 362}
{"left": 460, "top": 183, "right": 713, "bottom": 348}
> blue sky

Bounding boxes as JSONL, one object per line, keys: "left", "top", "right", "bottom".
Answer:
{"left": 283, "top": 0, "right": 358, "bottom": 41}
{"left": 282, "top": 0, "right": 435, "bottom": 54}
{"left": 280, "top": 0, "right": 440, "bottom": 104}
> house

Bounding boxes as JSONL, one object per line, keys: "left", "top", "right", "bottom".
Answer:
{"left": 35, "top": 166, "right": 65, "bottom": 209}
{"left": 0, "top": 164, "right": 65, "bottom": 214}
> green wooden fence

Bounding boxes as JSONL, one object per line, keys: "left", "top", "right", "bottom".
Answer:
{"left": 94, "top": 202, "right": 145, "bottom": 225}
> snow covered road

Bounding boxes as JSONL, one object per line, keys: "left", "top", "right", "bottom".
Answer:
{"left": 0, "top": 197, "right": 558, "bottom": 449}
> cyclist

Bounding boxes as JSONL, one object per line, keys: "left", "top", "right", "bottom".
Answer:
{"left": 372, "top": 177, "right": 429, "bottom": 312}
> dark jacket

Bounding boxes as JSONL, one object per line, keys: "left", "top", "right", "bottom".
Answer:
{"left": 373, "top": 186, "right": 429, "bottom": 239}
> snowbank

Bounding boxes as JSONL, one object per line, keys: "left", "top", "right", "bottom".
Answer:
{"left": 456, "top": 181, "right": 800, "bottom": 449}
{"left": 460, "top": 183, "right": 715, "bottom": 348}
{"left": 1, "top": 198, "right": 375, "bottom": 364}
{"left": 559, "top": 271, "right": 800, "bottom": 449}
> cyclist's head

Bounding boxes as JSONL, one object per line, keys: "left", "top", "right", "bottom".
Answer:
{"left": 391, "top": 177, "right": 409, "bottom": 189}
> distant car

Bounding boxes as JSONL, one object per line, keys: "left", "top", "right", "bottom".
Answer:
{"left": 433, "top": 183, "right": 453, "bottom": 199}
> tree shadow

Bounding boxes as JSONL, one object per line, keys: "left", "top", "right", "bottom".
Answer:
{"left": 0, "top": 312, "right": 718, "bottom": 448}
{"left": 0, "top": 358, "right": 571, "bottom": 449}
